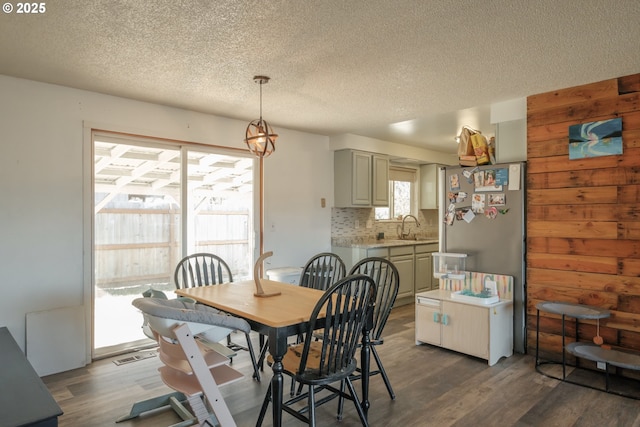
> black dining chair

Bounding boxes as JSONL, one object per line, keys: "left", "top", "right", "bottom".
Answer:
{"left": 257, "top": 252, "right": 347, "bottom": 378}
{"left": 281, "top": 252, "right": 348, "bottom": 394}
{"left": 256, "top": 274, "right": 376, "bottom": 427}
{"left": 174, "top": 252, "right": 233, "bottom": 289}
{"left": 298, "top": 252, "right": 347, "bottom": 290}
{"left": 173, "top": 252, "right": 261, "bottom": 381}
{"left": 348, "top": 257, "right": 400, "bottom": 399}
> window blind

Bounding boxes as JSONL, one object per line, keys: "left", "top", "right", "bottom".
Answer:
{"left": 389, "top": 166, "right": 416, "bottom": 182}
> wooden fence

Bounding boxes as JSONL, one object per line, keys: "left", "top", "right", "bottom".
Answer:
{"left": 95, "top": 208, "right": 251, "bottom": 289}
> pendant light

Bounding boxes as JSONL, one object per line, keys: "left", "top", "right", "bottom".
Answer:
{"left": 245, "top": 75, "right": 278, "bottom": 157}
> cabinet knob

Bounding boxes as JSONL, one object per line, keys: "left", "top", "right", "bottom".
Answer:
{"left": 433, "top": 312, "right": 440, "bottom": 323}
{"left": 442, "top": 314, "right": 449, "bottom": 326}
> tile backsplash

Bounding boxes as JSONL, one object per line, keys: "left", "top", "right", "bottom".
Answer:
{"left": 331, "top": 208, "right": 439, "bottom": 243}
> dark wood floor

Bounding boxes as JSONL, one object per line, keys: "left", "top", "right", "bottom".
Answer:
{"left": 43, "top": 304, "right": 640, "bottom": 427}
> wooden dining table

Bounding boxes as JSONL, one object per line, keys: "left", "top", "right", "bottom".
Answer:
{"left": 176, "top": 279, "right": 372, "bottom": 427}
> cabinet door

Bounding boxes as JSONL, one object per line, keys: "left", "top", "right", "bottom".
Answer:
{"left": 414, "top": 252, "right": 433, "bottom": 293}
{"left": 372, "top": 155, "right": 389, "bottom": 206}
{"left": 391, "top": 254, "right": 414, "bottom": 301}
{"left": 415, "top": 298, "right": 441, "bottom": 345}
{"left": 420, "top": 164, "right": 439, "bottom": 210}
{"left": 441, "top": 301, "right": 489, "bottom": 359}
{"left": 352, "top": 151, "right": 372, "bottom": 205}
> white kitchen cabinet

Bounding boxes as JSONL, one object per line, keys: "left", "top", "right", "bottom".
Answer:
{"left": 415, "top": 290, "right": 513, "bottom": 366}
{"left": 334, "top": 150, "right": 389, "bottom": 208}
{"left": 441, "top": 301, "right": 490, "bottom": 360}
{"left": 419, "top": 163, "right": 441, "bottom": 210}
{"left": 415, "top": 296, "right": 441, "bottom": 345}
{"left": 331, "top": 246, "right": 388, "bottom": 271}
{"left": 372, "top": 154, "right": 389, "bottom": 206}
{"left": 414, "top": 243, "right": 437, "bottom": 293}
{"left": 390, "top": 246, "right": 414, "bottom": 300}
{"left": 332, "top": 241, "right": 439, "bottom": 306}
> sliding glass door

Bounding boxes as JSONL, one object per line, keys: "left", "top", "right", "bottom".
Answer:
{"left": 92, "top": 132, "right": 255, "bottom": 358}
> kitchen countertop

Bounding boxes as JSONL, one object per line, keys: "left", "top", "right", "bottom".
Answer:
{"left": 332, "top": 238, "right": 439, "bottom": 249}
{"left": 416, "top": 289, "right": 510, "bottom": 307}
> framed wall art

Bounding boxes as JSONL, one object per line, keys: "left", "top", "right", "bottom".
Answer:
{"left": 569, "top": 117, "right": 623, "bottom": 160}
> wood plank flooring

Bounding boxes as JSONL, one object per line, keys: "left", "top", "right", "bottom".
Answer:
{"left": 43, "top": 304, "right": 640, "bottom": 427}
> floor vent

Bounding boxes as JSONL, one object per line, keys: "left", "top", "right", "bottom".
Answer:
{"left": 113, "top": 351, "right": 157, "bottom": 366}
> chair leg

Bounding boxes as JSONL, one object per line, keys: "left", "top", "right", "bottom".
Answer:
{"left": 244, "top": 332, "right": 261, "bottom": 382}
{"left": 258, "top": 334, "right": 267, "bottom": 370}
{"left": 308, "top": 383, "right": 316, "bottom": 427}
{"left": 290, "top": 376, "right": 298, "bottom": 396}
{"left": 372, "top": 347, "right": 395, "bottom": 399}
{"left": 256, "top": 383, "right": 272, "bottom": 427}
{"left": 336, "top": 379, "right": 346, "bottom": 421}
{"left": 344, "top": 378, "right": 369, "bottom": 427}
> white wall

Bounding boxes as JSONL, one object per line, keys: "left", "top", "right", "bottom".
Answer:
{"left": 495, "top": 119, "right": 527, "bottom": 162}
{"left": 490, "top": 98, "right": 527, "bottom": 162}
{"left": 0, "top": 75, "right": 332, "bottom": 373}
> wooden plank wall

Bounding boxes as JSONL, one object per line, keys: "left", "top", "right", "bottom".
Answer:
{"left": 526, "top": 73, "right": 640, "bottom": 376}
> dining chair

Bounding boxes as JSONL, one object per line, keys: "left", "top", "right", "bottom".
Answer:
{"left": 348, "top": 257, "right": 400, "bottom": 400}
{"left": 174, "top": 252, "right": 233, "bottom": 289}
{"left": 173, "top": 252, "right": 261, "bottom": 381}
{"left": 257, "top": 252, "right": 347, "bottom": 372}
{"left": 274, "top": 252, "right": 348, "bottom": 395}
{"left": 256, "top": 274, "right": 376, "bottom": 427}
{"left": 120, "top": 297, "right": 247, "bottom": 425}
{"left": 298, "top": 252, "right": 347, "bottom": 290}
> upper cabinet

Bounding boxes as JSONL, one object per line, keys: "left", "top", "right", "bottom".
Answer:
{"left": 372, "top": 154, "right": 389, "bottom": 206}
{"left": 335, "top": 150, "right": 389, "bottom": 208}
{"left": 419, "top": 163, "right": 440, "bottom": 210}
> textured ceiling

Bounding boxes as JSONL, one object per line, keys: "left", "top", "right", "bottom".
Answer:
{"left": 1, "top": 0, "right": 639, "bottom": 154}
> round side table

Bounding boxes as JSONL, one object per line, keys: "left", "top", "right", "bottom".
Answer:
{"left": 535, "top": 301, "right": 610, "bottom": 379}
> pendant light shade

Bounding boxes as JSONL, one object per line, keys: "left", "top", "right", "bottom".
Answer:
{"left": 245, "top": 76, "right": 277, "bottom": 157}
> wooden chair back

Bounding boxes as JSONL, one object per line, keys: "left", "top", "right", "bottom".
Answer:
{"left": 349, "top": 257, "right": 400, "bottom": 342}
{"left": 173, "top": 253, "right": 233, "bottom": 289}
{"left": 298, "top": 252, "right": 346, "bottom": 291}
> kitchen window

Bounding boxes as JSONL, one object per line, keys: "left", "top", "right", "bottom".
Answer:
{"left": 375, "top": 166, "right": 417, "bottom": 220}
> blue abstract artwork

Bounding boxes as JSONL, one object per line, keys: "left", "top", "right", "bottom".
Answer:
{"left": 568, "top": 117, "right": 623, "bottom": 160}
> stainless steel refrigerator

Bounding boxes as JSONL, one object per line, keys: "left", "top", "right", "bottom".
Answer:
{"left": 438, "top": 161, "right": 526, "bottom": 353}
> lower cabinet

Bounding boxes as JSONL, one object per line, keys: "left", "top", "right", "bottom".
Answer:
{"left": 441, "top": 301, "right": 489, "bottom": 360}
{"left": 415, "top": 296, "right": 442, "bottom": 345}
{"left": 415, "top": 291, "right": 513, "bottom": 366}
{"left": 332, "top": 242, "right": 438, "bottom": 306}
{"left": 390, "top": 246, "right": 414, "bottom": 300}
{"left": 414, "top": 244, "right": 437, "bottom": 293}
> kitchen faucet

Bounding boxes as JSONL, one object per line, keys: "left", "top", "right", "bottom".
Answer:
{"left": 399, "top": 214, "right": 420, "bottom": 240}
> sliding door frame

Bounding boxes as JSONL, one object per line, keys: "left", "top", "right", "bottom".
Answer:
{"left": 83, "top": 122, "right": 261, "bottom": 360}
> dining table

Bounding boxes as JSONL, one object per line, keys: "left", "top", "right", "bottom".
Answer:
{"left": 176, "top": 279, "right": 372, "bottom": 427}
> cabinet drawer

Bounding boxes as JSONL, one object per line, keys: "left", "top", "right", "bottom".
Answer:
{"left": 416, "top": 296, "right": 440, "bottom": 307}
{"left": 367, "top": 248, "right": 388, "bottom": 258}
{"left": 415, "top": 243, "right": 438, "bottom": 253}
{"left": 390, "top": 245, "right": 414, "bottom": 256}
